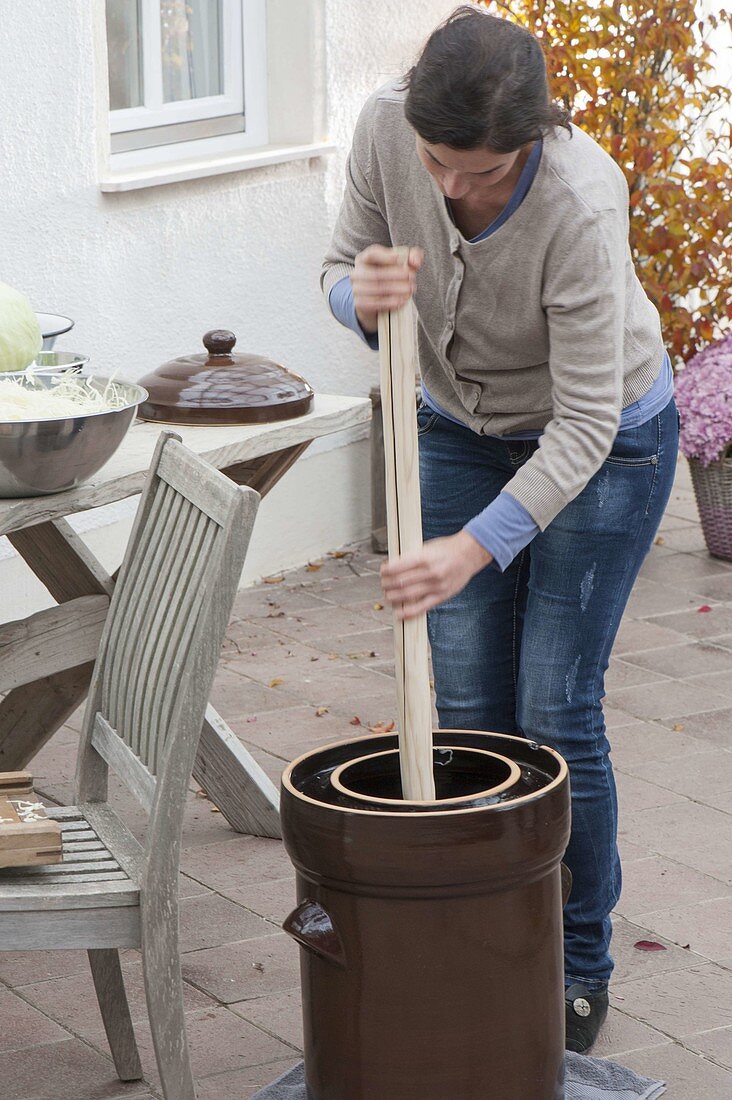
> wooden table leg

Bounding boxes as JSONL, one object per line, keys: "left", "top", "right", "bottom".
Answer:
{"left": 206, "top": 440, "right": 316, "bottom": 836}
{"left": 0, "top": 662, "right": 95, "bottom": 770}
{"left": 0, "top": 520, "right": 114, "bottom": 768}
{"left": 193, "top": 706, "right": 281, "bottom": 839}
{"left": 7, "top": 519, "right": 114, "bottom": 601}
{"left": 222, "top": 441, "right": 311, "bottom": 497}
{"left": 201, "top": 442, "right": 316, "bottom": 837}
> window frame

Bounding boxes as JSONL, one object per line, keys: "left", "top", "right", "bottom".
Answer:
{"left": 107, "top": 0, "right": 268, "bottom": 161}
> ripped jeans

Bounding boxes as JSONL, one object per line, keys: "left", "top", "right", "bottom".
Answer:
{"left": 418, "top": 397, "right": 679, "bottom": 989}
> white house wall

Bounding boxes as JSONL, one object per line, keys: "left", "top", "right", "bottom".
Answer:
{"left": 0, "top": 0, "right": 454, "bottom": 619}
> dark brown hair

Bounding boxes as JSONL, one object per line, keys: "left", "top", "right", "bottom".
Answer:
{"left": 403, "top": 6, "right": 571, "bottom": 153}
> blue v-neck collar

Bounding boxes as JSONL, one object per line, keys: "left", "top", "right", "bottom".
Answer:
{"left": 445, "top": 138, "right": 543, "bottom": 243}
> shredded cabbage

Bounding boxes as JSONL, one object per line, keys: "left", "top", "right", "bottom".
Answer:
{"left": 0, "top": 374, "right": 129, "bottom": 422}
{"left": 0, "top": 282, "right": 42, "bottom": 372}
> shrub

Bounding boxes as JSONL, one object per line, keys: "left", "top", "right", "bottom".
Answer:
{"left": 484, "top": 0, "right": 732, "bottom": 364}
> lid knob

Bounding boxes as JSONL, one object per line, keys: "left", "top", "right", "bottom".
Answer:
{"left": 203, "top": 329, "right": 237, "bottom": 356}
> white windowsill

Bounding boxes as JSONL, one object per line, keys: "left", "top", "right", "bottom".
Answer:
{"left": 100, "top": 140, "right": 337, "bottom": 193}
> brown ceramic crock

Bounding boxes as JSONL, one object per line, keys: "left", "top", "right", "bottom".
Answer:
{"left": 281, "top": 729, "right": 571, "bottom": 1100}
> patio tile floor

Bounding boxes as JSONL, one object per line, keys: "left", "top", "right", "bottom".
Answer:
{"left": 3, "top": 459, "right": 731, "bottom": 1097}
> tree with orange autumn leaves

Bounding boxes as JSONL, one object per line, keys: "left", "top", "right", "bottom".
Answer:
{"left": 483, "top": 1, "right": 731, "bottom": 364}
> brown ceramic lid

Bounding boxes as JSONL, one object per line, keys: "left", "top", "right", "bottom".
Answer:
{"left": 137, "top": 330, "right": 314, "bottom": 425}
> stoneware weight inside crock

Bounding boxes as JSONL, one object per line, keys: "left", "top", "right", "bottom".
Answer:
{"left": 281, "top": 729, "right": 571, "bottom": 1100}
{"left": 330, "top": 745, "right": 521, "bottom": 811}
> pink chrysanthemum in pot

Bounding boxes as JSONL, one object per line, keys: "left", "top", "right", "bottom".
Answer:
{"left": 675, "top": 332, "right": 732, "bottom": 466}
{"left": 675, "top": 332, "right": 732, "bottom": 560}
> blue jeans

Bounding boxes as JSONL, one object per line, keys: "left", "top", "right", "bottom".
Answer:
{"left": 418, "top": 398, "right": 679, "bottom": 989}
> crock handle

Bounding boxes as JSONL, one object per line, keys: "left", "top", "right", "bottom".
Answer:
{"left": 283, "top": 899, "right": 347, "bottom": 969}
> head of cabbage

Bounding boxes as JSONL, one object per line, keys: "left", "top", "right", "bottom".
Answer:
{"left": 0, "top": 282, "right": 42, "bottom": 372}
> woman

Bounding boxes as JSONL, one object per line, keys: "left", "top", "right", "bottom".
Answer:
{"left": 322, "top": 6, "right": 677, "bottom": 1054}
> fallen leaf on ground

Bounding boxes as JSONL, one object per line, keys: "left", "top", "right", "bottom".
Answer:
{"left": 252, "top": 961, "right": 265, "bottom": 973}
{"left": 264, "top": 576, "right": 285, "bottom": 584}
{"left": 310, "top": 656, "right": 320, "bottom": 662}
{"left": 269, "top": 678, "right": 284, "bottom": 688}
{"left": 266, "top": 610, "right": 285, "bottom": 619}
{"left": 329, "top": 550, "right": 351, "bottom": 559}
{"left": 681, "top": 943, "right": 691, "bottom": 950}
{"left": 315, "top": 706, "right": 329, "bottom": 716}
{"left": 306, "top": 562, "right": 323, "bottom": 572}
{"left": 210, "top": 807, "right": 221, "bottom": 814}
{"left": 368, "top": 720, "right": 396, "bottom": 734}
{"left": 672, "top": 723, "right": 685, "bottom": 732}
{"left": 350, "top": 716, "right": 362, "bottom": 726}
{"left": 373, "top": 602, "right": 384, "bottom": 611}
{"left": 195, "top": 789, "right": 208, "bottom": 800}
{"left": 633, "top": 940, "right": 667, "bottom": 952}
{"left": 654, "top": 536, "right": 665, "bottom": 545}
{"left": 697, "top": 604, "right": 713, "bottom": 613}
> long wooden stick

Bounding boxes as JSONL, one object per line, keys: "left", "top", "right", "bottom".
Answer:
{"left": 378, "top": 275, "right": 436, "bottom": 801}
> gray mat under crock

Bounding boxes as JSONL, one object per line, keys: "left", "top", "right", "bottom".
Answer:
{"left": 251, "top": 1055, "right": 665, "bottom": 1100}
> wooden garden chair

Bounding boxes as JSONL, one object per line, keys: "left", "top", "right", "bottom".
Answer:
{"left": 0, "top": 432, "right": 260, "bottom": 1099}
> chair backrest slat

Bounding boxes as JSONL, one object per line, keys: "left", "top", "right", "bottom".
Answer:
{"left": 146, "top": 511, "right": 219, "bottom": 775}
{"left": 76, "top": 433, "right": 259, "bottom": 821}
{"left": 101, "top": 476, "right": 177, "bottom": 749}
{"left": 123, "top": 492, "right": 197, "bottom": 765}
{"left": 130, "top": 504, "right": 206, "bottom": 769}
{"left": 116, "top": 485, "right": 188, "bottom": 761}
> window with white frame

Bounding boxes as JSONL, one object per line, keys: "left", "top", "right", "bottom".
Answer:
{"left": 106, "top": 0, "right": 267, "bottom": 159}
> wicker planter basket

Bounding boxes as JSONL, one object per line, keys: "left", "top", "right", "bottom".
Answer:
{"left": 689, "top": 453, "right": 732, "bottom": 561}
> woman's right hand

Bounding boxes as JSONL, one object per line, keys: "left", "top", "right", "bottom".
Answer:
{"left": 352, "top": 245, "right": 424, "bottom": 334}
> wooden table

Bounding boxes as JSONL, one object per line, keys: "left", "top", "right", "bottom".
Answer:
{"left": 0, "top": 394, "right": 371, "bottom": 840}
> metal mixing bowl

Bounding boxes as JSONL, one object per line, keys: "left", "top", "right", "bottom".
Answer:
{"left": 35, "top": 312, "right": 74, "bottom": 351}
{"left": 0, "top": 376, "right": 148, "bottom": 497}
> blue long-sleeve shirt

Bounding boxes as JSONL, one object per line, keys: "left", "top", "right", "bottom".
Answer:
{"left": 327, "top": 137, "right": 673, "bottom": 570}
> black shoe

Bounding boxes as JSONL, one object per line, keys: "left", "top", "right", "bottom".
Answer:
{"left": 565, "top": 983, "right": 609, "bottom": 1054}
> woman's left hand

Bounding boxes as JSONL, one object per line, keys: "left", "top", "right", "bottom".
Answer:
{"left": 381, "top": 530, "right": 493, "bottom": 620}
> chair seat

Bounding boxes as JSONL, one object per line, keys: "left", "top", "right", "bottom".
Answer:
{"left": 0, "top": 805, "right": 141, "bottom": 913}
